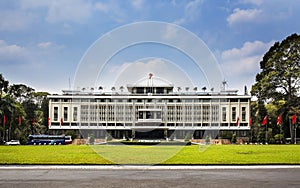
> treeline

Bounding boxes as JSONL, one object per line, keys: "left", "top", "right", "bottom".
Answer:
{"left": 0, "top": 74, "right": 49, "bottom": 144}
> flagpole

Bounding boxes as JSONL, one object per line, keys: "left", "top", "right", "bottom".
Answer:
{"left": 290, "top": 118, "right": 292, "bottom": 144}
{"left": 279, "top": 124, "right": 282, "bottom": 144}
{"left": 265, "top": 121, "right": 268, "bottom": 144}
{"left": 250, "top": 127, "right": 252, "bottom": 143}
{"left": 295, "top": 123, "right": 297, "bottom": 145}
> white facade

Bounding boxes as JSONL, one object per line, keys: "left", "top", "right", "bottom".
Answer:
{"left": 48, "top": 84, "right": 251, "bottom": 139}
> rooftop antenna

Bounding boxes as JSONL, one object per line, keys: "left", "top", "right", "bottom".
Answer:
{"left": 69, "top": 77, "right": 71, "bottom": 90}
{"left": 221, "top": 80, "right": 228, "bottom": 91}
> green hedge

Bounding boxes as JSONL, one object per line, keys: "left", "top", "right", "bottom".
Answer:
{"left": 107, "top": 141, "right": 192, "bottom": 146}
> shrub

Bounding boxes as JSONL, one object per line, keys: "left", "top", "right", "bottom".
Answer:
{"left": 205, "top": 135, "right": 210, "bottom": 145}
{"left": 106, "top": 134, "right": 113, "bottom": 141}
{"left": 231, "top": 134, "right": 237, "bottom": 144}
{"left": 89, "top": 134, "right": 95, "bottom": 145}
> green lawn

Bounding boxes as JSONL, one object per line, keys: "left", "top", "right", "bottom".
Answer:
{"left": 1, "top": 144, "right": 300, "bottom": 165}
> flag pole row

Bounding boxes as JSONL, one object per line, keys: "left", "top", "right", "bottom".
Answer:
{"left": 251, "top": 114, "right": 298, "bottom": 127}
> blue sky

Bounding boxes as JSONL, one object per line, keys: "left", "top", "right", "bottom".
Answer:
{"left": 0, "top": 0, "right": 300, "bottom": 94}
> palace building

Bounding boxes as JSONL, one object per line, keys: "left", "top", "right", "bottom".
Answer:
{"left": 48, "top": 76, "right": 251, "bottom": 140}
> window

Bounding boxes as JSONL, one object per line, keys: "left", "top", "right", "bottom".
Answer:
{"left": 211, "top": 105, "right": 219, "bottom": 122}
{"left": 73, "top": 107, "right": 78, "bottom": 121}
{"left": 240, "top": 99, "right": 249, "bottom": 102}
{"left": 54, "top": 107, "right": 58, "bottom": 121}
{"left": 222, "top": 107, "right": 226, "bottom": 121}
{"left": 156, "top": 111, "right": 161, "bottom": 119}
{"left": 242, "top": 107, "right": 246, "bottom": 121}
{"left": 232, "top": 107, "right": 236, "bottom": 122}
{"left": 202, "top": 105, "right": 210, "bottom": 122}
{"left": 81, "top": 105, "right": 89, "bottom": 121}
{"left": 139, "top": 112, "right": 143, "bottom": 119}
{"left": 146, "top": 111, "right": 153, "bottom": 119}
{"left": 137, "top": 88, "right": 144, "bottom": 94}
{"left": 64, "top": 107, "right": 68, "bottom": 121}
{"left": 156, "top": 88, "right": 164, "bottom": 94}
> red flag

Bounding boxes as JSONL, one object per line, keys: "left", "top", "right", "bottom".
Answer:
{"left": 277, "top": 115, "right": 281, "bottom": 126}
{"left": 60, "top": 118, "right": 63, "bottom": 125}
{"left": 33, "top": 117, "right": 36, "bottom": 125}
{"left": 149, "top": 73, "right": 153, "bottom": 79}
{"left": 249, "top": 117, "right": 253, "bottom": 126}
{"left": 3, "top": 115, "right": 6, "bottom": 126}
{"left": 262, "top": 116, "right": 268, "bottom": 126}
{"left": 48, "top": 117, "right": 50, "bottom": 127}
{"left": 18, "top": 116, "right": 22, "bottom": 125}
{"left": 292, "top": 114, "right": 297, "bottom": 124}
{"left": 236, "top": 117, "right": 240, "bottom": 126}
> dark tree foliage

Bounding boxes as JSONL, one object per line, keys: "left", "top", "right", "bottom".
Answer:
{"left": 251, "top": 33, "right": 300, "bottom": 141}
{"left": 0, "top": 73, "right": 50, "bottom": 143}
{"left": 251, "top": 33, "right": 300, "bottom": 104}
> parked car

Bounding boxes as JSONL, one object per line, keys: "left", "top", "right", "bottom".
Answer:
{"left": 5, "top": 140, "right": 20, "bottom": 145}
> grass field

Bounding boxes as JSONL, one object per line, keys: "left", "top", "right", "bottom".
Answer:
{"left": 1, "top": 144, "right": 300, "bottom": 165}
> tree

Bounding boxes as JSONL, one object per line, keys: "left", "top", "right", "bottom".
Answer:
{"left": 0, "top": 74, "right": 50, "bottom": 143}
{"left": 251, "top": 33, "right": 300, "bottom": 141}
{"left": 251, "top": 33, "right": 300, "bottom": 103}
{"left": 0, "top": 74, "right": 9, "bottom": 101}
{"left": 9, "top": 84, "right": 34, "bottom": 103}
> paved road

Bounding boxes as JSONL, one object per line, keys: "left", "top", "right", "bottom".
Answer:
{"left": 0, "top": 166, "right": 300, "bottom": 188}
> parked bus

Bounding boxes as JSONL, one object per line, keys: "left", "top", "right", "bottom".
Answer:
{"left": 27, "top": 135, "right": 72, "bottom": 145}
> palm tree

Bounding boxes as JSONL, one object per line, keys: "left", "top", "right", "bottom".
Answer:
{"left": 202, "top": 86, "right": 207, "bottom": 93}
{"left": 193, "top": 87, "right": 197, "bottom": 92}
{"left": 185, "top": 87, "right": 189, "bottom": 92}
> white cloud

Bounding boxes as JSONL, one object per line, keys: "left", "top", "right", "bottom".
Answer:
{"left": 131, "top": 0, "right": 144, "bottom": 10}
{"left": 46, "top": 0, "right": 93, "bottom": 23}
{"left": 220, "top": 40, "right": 275, "bottom": 90}
{"left": 221, "top": 40, "right": 274, "bottom": 62}
{"left": 227, "top": 8, "right": 263, "bottom": 26}
{"left": 0, "top": 10, "right": 34, "bottom": 31}
{"left": 94, "top": 2, "right": 109, "bottom": 13}
{"left": 37, "top": 42, "right": 64, "bottom": 50}
{"left": 0, "top": 40, "right": 65, "bottom": 66}
{"left": 38, "top": 42, "right": 53, "bottom": 49}
{"left": 20, "top": 0, "right": 93, "bottom": 24}
{"left": 93, "top": 1, "right": 127, "bottom": 23}
{"left": 174, "top": 0, "right": 204, "bottom": 25}
{"left": 162, "top": 25, "right": 179, "bottom": 40}
{"left": 0, "top": 40, "right": 28, "bottom": 63}
{"left": 239, "top": 0, "right": 263, "bottom": 5}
